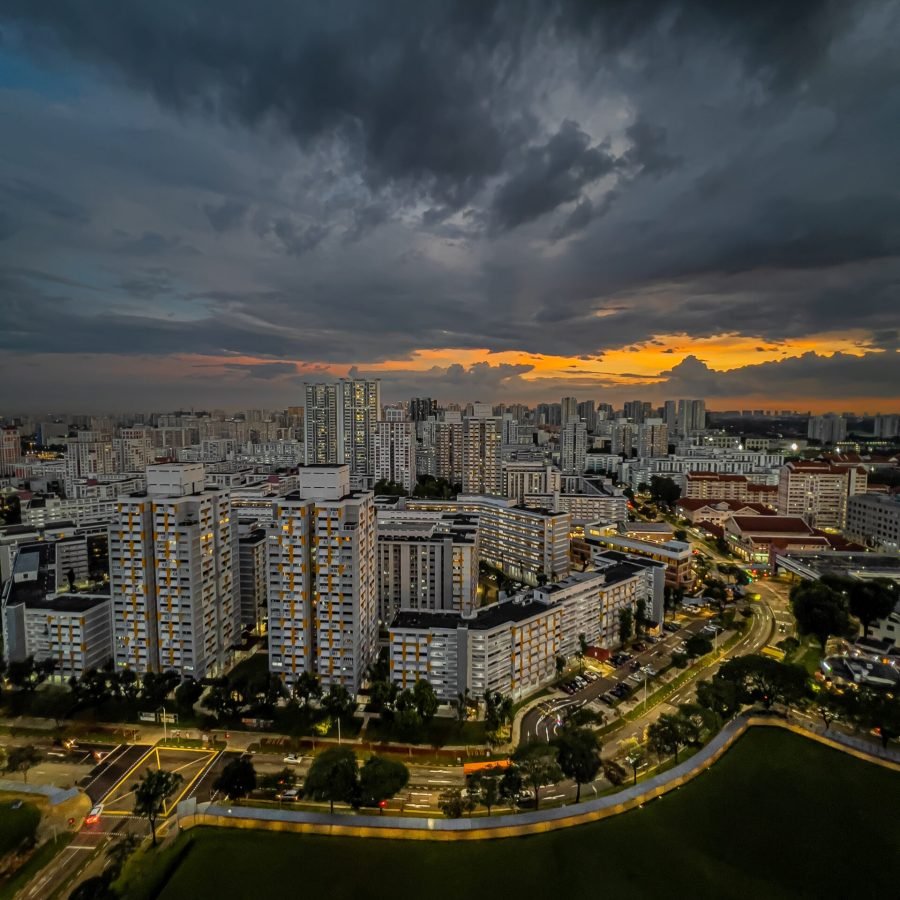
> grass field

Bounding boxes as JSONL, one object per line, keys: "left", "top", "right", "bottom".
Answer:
{"left": 136, "top": 728, "right": 899, "bottom": 900}
{"left": 0, "top": 800, "right": 40, "bottom": 857}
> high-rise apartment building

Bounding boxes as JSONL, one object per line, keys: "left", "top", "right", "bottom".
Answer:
{"left": 115, "top": 426, "right": 155, "bottom": 472}
{"left": 807, "top": 415, "right": 847, "bottom": 445}
{"left": 65, "top": 431, "right": 116, "bottom": 482}
{"left": 409, "top": 397, "right": 438, "bottom": 422}
{"left": 559, "top": 420, "right": 588, "bottom": 474}
{"left": 1, "top": 426, "right": 19, "bottom": 476}
{"left": 637, "top": 419, "right": 669, "bottom": 458}
{"left": 374, "top": 421, "right": 416, "bottom": 492}
{"left": 108, "top": 463, "right": 238, "bottom": 677}
{"left": 267, "top": 466, "right": 377, "bottom": 692}
{"left": 376, "top": 512, "right": 479, "bottom": 622}
{"left": 677, "top": 399, "right": 706, "bottom": 437}
{"left": 873, "top": 414, "right": 900, "bottom": 439}
{"left": 304, "top": 380, "right": 381, "bottom": 479}
{"left": 776, "top": 461, "right": 867, "bottom": 529}
{"left": 577, "top": 400, "right": 596, "bottom": 432}
{"left": 503, "top": 462, "right": 561, "bottom": 504}
{"left": 238, "top": 522, "right": 267, "bottom": 633}
{"left": 663, "top": 400, "right": 677, "bottom": 432}
{"left": 425, "top": 420, "right": 464, "bottom": 485}
{"left": 561, "top": 396, "right": 579, "bottom": 425}
{"left": 611, "top": 422, "right": 635, "bottom": 457}
{"left": 462, "top": 417, "right": 502, "bottom": 495}
{"left": 623, "top": 400, "right": 647, "bottom": 424}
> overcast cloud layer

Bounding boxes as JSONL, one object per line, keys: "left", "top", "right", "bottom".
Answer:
{"left": 0, "top": 0, "right": 898, "bottom": 411}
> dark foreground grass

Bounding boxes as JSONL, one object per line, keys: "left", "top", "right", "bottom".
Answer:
{"left": 147, "top": 728, "right": 899, "bottom": 900}
{"left": 0, "top": 800, "right": 40, "bottom": 856}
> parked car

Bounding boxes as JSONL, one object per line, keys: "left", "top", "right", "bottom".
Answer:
{"left": 283, "top": 754, "right": 302, "bottom": 765}
{"left": 664, "top": 622, "right": 680, "bottom": 634}
{"left": 633, "top": 641, "right": 646, "bottom": 652}
{"left": 280, "top": 788, "right": 300, "bottom": 802}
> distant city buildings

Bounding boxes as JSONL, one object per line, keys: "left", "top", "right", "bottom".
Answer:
{"left": 807, "top": 414, "right": 847, "bottom": 445}
{"left": 374, "top": 421, "right": 416, "bottom": 492}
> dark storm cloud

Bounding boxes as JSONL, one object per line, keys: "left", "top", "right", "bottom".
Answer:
{"left": 659, "top": 352, "right": 900, "bottom": 400}
{"left": 1, "top": 0, "right": 898, "bottom": 409}
{"left": 203, "top": 198, "right": 248, "bottom": 234}
{"left": 490, "top": 121, "right": 618, "bottom": 231}
{"left": 222, "top": 361, "right": 297, "bottom": 380}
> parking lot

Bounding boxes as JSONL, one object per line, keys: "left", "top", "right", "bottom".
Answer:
{"left": 523, "top": 614, "right": 728, "bottom": 743}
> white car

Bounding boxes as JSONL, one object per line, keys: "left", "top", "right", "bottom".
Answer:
{"left": 283, "top": 754, "right": 302, "bottom": 765}
{"left": 85, "top": 804, "right": 103, "bottom": 825}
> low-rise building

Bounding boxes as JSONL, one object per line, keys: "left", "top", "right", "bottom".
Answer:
{"left": 582, "top": 523, "right": 693, "bottom": 591}
{"left": 683, "top": 472, "right": 778, "bottom": 504}
{"left": 845, "top": 494, "right": 900, "bottom": 552}
{"left": 389, "top": 554, "right": 662, "bottom": 701}
{"left": 676, "top": 498, "right": 775, "bottom": 527}
{"left": 724, "top": 515, "right": 826, "bottom": 563}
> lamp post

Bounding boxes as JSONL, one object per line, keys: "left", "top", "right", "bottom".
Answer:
{"left": 159, "top": 705, "right": 167, "bottom": 744}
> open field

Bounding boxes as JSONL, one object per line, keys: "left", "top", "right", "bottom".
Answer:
{"left": 120, "top": 728, "right": 899, "bottom": 900}
{"left": 0, "top": 801, "right": 40, "bottom": 857}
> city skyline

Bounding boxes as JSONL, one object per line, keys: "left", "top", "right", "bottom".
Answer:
{"left": 1, "top": 1, "right": 898, "bottom": 412}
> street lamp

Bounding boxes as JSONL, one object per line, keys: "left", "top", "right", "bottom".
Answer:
{"left": 159, "top": 705, "right": 168, "bottom": 744}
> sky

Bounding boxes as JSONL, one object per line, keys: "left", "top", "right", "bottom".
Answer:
{"left": 0, "top": 0, "right": 898, "bottom": 414}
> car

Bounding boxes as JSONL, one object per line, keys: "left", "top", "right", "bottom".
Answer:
{"left": 283, "top": 754, "right": 302, "bottom": 765}
{"left": 280, "top": 788, "right": 300, "bottom": 801}
{"left": 633, "top": 642, "right": 646, "bottom": 652}
{"left": 664, "top": 622, "right": 680, "bottom": 634}
{"left": 600, "top": 693, "right": 617, "bottom": 705}
{"left": 85, "top": 805, "right": 103, "bottom": 825}
{"left": 629, "top": 660, "right": 642, "bottom": 672}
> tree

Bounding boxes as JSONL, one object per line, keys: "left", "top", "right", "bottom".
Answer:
{"left": 7, "top": 656, "right": 55, "bottom": 692}
{"left": 483, "top": 690, "right": 513, "bottom": 737}
{"left": 716, "top": 655, "right": 808, "bottom": 710}
{"left": 214, "top": 757, "right": 257, "bottom": 800}
{"left": 133, "top": 769, "right": 184, "bottom": 846}
{"left": 468, "top": 772, "right": 501, "bottom": 815}
{"left": 620, "top": 738, "right": 647, "bottom": 786}
{"left": 140, "top": 670, "right": 180, "bottom": 706}
{"left": 438, "top": 786, "right": 475, "bottom": 818}
{"left": 847, "top": 579, "right": 897, "bottom": 638}
{"left": 857, "top": 689, "right": 900, "bottom": 749}
{"left": 696, "top": 678, "right": 741, "bottom": 722}
{"left": 618, "top": 607, "right": 633, "bottom": 645}
{"left": 647, "top": 713, "right": 690, "bottom": 763}
{"left": 412, "top": 679, "right": 439, "bottom": 725}
{"left": 207, "top": 683, "right": 247, "bottom": 721}
{"left": 454, "top": 691, "right": 470, "bottom": 724}
{"left": 512, "top": 743, "right": 562, "bottom": 810}
{"left": 303, "top": 747, "right": 358, "bottom": 813}
{"left": 322, "top": 684, "right": 356, "bottom": 721}
{"left": 576, "top": 633, "right": 588, "bottom": 671}
{"left": 684, "top": 634, "right": 713, "bottom": 659}
{"left": 499, "top": 766, "right": 524, "bottom": 809}
{"left": 293, "top": 671, "right": 322, "bottom": 708}
{"left": 634, "top": 598, "right": 648, "bottom": 635}
{"left": 6, "top": 744, "right": 42, "bottom": 783}
{"left": 356, "top": 756, "right": 409, "bottom": 809}
{"left": 536, "top": 572, "right": 548, "bottom": 587}
{"left": 790, "top": 582, "right": 853, "bottom": 649}
{"left": 555, "top": 727, "right": 602, "bottom": 802}
{"left": 555, "top": 655, "right": 566, "bottom": 678}
{"left": 649, "top": 475, "right": 681, "bottom": 508}
{"left": 174, "top": 678, "right": 203, "bottom": 713}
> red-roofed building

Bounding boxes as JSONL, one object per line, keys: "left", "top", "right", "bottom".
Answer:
{"left": 683, "top": 472, "right": 777, "bottom": 505}
{"left": 724, "top": 514, "right": 823, "bottom": 563}
{"left": 676, "top": 498, "right": 775, "bottom": 527}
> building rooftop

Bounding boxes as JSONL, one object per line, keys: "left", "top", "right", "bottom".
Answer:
{"left": 729, "top": 516, "right": 813, "bottom": 534}
{"left": 25, "top": 592, "right": 110, "bottom": 613}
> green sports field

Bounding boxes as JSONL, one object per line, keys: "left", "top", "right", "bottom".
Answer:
{"left": 132, "top": 728, "right": 900, "bottom": 900}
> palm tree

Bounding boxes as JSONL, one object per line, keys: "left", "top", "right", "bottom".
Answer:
{"left": 133, "top": 769, "right": 184, "bottom": 846}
